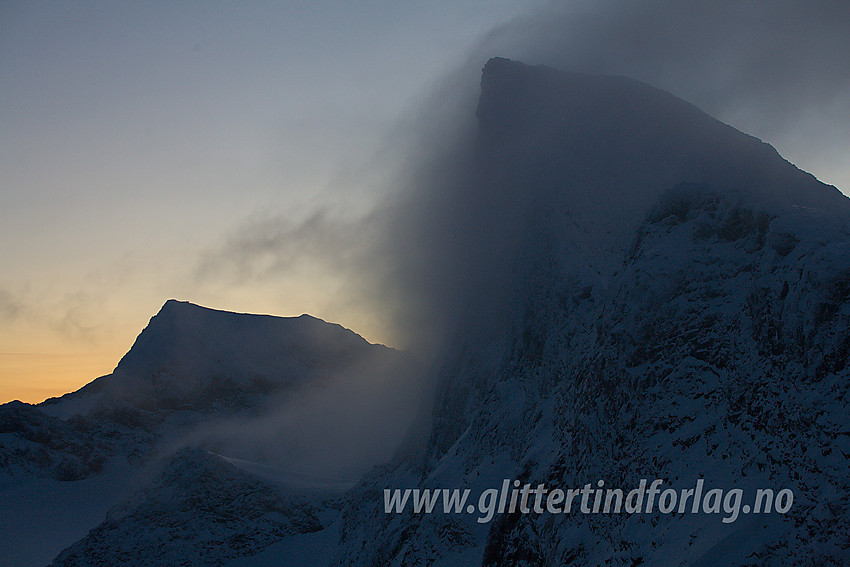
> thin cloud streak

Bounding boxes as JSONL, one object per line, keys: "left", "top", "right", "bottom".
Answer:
{"left": 0, "top": 290, "right": 24, "bottom": 321}
{"left": 194, "top": 210, "right": 376, "bottom": 284}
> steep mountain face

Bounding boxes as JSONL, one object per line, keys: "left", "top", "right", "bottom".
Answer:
{"left": 0, "top": 302, "right": 420, "bottom": 567}
{"left": 334, "top": 59, "right": 850, "bottom": 566}
{"left": 3, "top": 59, "right": 848, "bottom": 566}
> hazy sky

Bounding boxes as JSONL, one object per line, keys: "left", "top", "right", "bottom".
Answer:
{"left": 1, "top": 0, "right": 532, "bottom": 402}
{"left": 2, "top": 0, "right": 848, "bottom": 403}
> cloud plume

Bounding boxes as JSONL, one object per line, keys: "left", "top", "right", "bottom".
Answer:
{"left": 358, "top": 0, "right": 850, "bottom": 359}
{"left": 186, "top": 1, "right": 850, "bottom": 362}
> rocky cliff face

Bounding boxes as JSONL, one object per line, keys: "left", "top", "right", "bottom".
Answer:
{"left": 333, "top": 59, "right": 850, "bottom": 566}
{"left": 2, "top": 59, "right": 848, "bottom": 566}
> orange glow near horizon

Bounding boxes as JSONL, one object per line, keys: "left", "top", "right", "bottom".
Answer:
{"left": 0, "top": 296, "right": 157, "bottom": 406}
{"left": 0, "top": 351, "right": 119, "bottom": 405}
{"left": 0, "top": 293, "right": 398, "bottom": 406}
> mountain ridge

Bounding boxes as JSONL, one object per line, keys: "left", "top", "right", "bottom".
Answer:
{"left": 1, "top": 300, "right": 424, "bottom": 566}
{"left": 332, "top": 58, "right": 850, "bottom": 566}
{"left": 2, "top": 59, "right": 848, "bottom": 566}
{"left": 40, "top": 299, "right": 395, "bottom": 418}
{"left": 476, "top": 58, "right": 848, "bottom": 216}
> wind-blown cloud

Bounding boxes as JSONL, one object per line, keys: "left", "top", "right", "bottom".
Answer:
{"left": 194, "top": 210, "right": 377, "bottom": 284}
{"left": 372, "top": 0, "right": 850, "bottom": 354}
{"left": 190, "top": 205, "right": 412, "bottom": 349}
{"left": 191, "top": 1, "right": 850, "bottom": 358}
{"left": 473, "top": 0, "right": 850, "bottom": 187}
{"left": 99, "top": 1, "right": 850, "bottom": 477}
{"left": 176, "top": 346, "right": 427, "bottom": 480}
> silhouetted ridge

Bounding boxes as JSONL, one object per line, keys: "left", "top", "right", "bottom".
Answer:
{"left": 476, "top": 57, "right": 848, "bottom": 216}
{"left": 116, "top": 299, "right": 367, "bottom": 376}
{"left": 49, "top": 300, "right": 393, "bottom": 414}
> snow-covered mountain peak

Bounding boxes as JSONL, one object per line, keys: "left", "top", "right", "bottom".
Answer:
{"left": 3, "top": 301, "right": 424, "bottom": 565}
{"left": 332, "top": 59, "right": 850, "bottom": 566}
{"left": 423, "top": 58, "right": 850, "bottom": 350}
{"left": 4, "top": 59, "right": 849, "bottom": 567}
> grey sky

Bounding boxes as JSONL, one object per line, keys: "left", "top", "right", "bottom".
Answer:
{"left": 474, "top": 0, "right": 850, "bottom": 190}
{"left": 0, "top": 0, "right": 531, "bottom": 399}
{"left": 1, "top": 0, "right": 847, "bottom": 401}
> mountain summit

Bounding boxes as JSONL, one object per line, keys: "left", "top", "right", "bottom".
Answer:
{"left": 476, "top": 58, "right": 848, "bottom": 216}
{"left": 335, "top": 59, "right": 850, "bottom": 565}
{"left": 42, "top": 300, "right": 391, "bottom": 417}
{"left": 415, "top": 59, "right": 850, "bottom": 353}
{"left": 2, "top": 302, "right": 422, "bottom": 566}
{"left": 2, "top": 60, "right": 849, "bottom": 566}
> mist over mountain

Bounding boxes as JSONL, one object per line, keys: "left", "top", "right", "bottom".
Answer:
{"left": 469, "top": 1, "right": 850, "bottom": 191}
{"left": 2, "top": 58, "right": 849, "bottom": 565}
{"left": 391, "top": 57, "right": 849, "bottom": 355}
{"left": 1, "top": 301, "right": 422, "bottom": 566}
{"left": 337, "top": 59, "right": 850, "bottom": 565}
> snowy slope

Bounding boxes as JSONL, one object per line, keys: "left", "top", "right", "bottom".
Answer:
{"left": 1, "top": 302, "right": 421, "bottom": 566}
{"left": 50, "top": 449, "right": 327, "bottom": 567}
{"left": 3, "top": 59, "right": 849, "bottom": 566}
{"left": 0, "top": 460, "right": 137, "bottom": 567}
{"left": 332, "top": 59, "right": 850, "bottom": 566}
